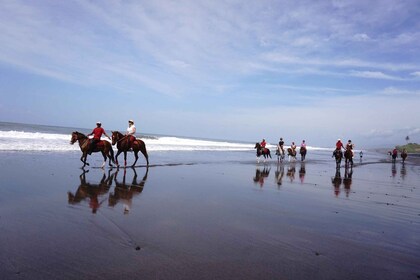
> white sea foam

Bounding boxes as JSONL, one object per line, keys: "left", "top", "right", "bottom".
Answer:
{"left": 0, "top": 130, "right": 331, "bottom": 152}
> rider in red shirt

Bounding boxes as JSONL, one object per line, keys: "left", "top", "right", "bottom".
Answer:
{"left": 336, "top": 139, "right": 344, "bottom": 150}
{"left": 87, "top": 122, "right": 111, "bottom": 154}
{"left": 260, "top": 139, "right": 267, "bottom": 153}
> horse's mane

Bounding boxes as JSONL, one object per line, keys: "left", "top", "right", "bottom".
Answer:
{"left": 73, "top": 131, "right": 87, "bottom": 138}
{"left": 113, "top": 131, "right": 124, "bottom": 137}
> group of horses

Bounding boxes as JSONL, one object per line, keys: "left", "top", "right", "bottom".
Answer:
{"left": 70, "top": 131, "right": 149, "bottom": 168}
{"left": 254, "top": 142, "right": 306, "bottom": 162}
{"left": 255, "top": 142, "right": 355, "bottom": 169}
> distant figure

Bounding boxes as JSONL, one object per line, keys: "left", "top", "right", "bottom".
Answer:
{"left": 401, "top": 149, "right": 408, "bottom": 163}
{"left": 260, "top": 139, "right": 267, "bottom": 150}
{"left": 346, "top": 140, "right": 354, "bottom": 158}
{"left": 300, "top": 140, "right": 307, "bottom": 161}
{"left": 87, "top": 122, "right": 111, "bottom": 155}
{"left": 392, "top": 147, "right": 398, "bottom": 163}
{"left": 277, "top": 137, "right": 285, "bottom": 156}
{"left": 359, "top": 150, "right": 363, "bottom": 161}
{"left": 336, "top": 139, "right": 344, "bottom": 151}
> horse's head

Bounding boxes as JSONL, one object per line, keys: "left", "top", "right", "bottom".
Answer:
{"left": 111, "top": 131, "right": 122, "bottom": 145}
{"left": 70, "top": 131, "right": 87, "bottom": 145}
{"left": 70, "top": 131, "right": 79, "bottom": 144}
{"left": 255, "top": 142, "right": 260, "bottom": 149}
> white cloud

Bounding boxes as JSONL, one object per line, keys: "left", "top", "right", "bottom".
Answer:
{"left": 349, "top": 71, "right": 403, "bottom": 80}
{"left": 352, "top": 33, "right": 370, "bottom": 42}
{"left": 410, "top": 71, "right": 420, "bottom": 77}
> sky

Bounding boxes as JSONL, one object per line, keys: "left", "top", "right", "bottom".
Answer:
{"left": 0, "top": 0, "right": 419, "bottom": 148}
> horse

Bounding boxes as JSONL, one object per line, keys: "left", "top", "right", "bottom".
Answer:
{"left": 300, "top": 146, "right": 307, "bottom": 161}
{"left": 344, "top": 148, "right": 353, "bottom": 168}
{"left": 111, "top": 131, "right": 149, "bottom": 167}
{"left": 333, "top": 149, "right": 343, "bottom": 169}
{"left": 70, "top": 131, "right": 115, "bottom": 168}
{"left": 275, "top": 148, "right": 285, "bottom": 163}
{"left": 287, "top": 147, "right": 297, "bottom": 161}
{"left": 255, "top": 143, "right": 272, "bottom": 162}
{"left": 401, "top": 150, "right": 407, "bottom": 163}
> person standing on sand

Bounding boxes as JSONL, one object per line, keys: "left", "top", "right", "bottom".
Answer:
{"left": 87, "top": 122, "right": 111, "bottom": 155}
{"left": 125, "top": 119, "right": 136, "bottom": 148}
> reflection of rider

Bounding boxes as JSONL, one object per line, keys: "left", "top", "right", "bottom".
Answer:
{"left": 87, "top": 122, "right": 111, "bottom": 154}
{"left": 332, "top": 169, "right": 342, "bottom": 197}
{"left": 125, "top": 120, "right": 136, "bottom": 148}
{"left": 299, "top": 162, "right": 306, "bottom": 183}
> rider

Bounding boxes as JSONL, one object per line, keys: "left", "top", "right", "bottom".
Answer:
{"left": 277, "top": 137, "right": 285, "bottom": 155}
{"left": 260, "top": 139, "right": 267, "bottom": 153}
{"left": 87, "top": 122, "right": 111, "bottom": 154}
{"left": 125, "top": 119, "right": 136, "bottom": 147}
{"left": 336, "top": 139, "right": 344, "bottom": 151}
{"left": 300, "top": 140, "right": 306, "bottom": 149}
{"left": 291, "top": 141, "right": 297, "bottom": 151}
{"left": 346, "top": 140, "right": 354, "bottom": 157}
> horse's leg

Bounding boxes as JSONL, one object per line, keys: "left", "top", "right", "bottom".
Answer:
{"left": 132, "top": 150, "right": 139, "bottom": 167}
{"left": 139, "top": 142, "right": 149, "bottom": 166}
{"left": 81, "top": 152, "right": 89, "bottom": 167}
{"left": 124, "top": 151, "right": 127, "bottom": 167}
{"left": 101, "top": 151, "right": 107, "bottom": 169}
{"left": 115, "top": 150, "right": 122, "bottom": 167}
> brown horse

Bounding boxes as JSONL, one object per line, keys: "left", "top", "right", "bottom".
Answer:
{"left": 401, "top": 150, "right": 408, "bottom": 163}
{"left": 344, "top": 148, "right": 353, "bottom": 168}
{"left": 70, "top": 131, "right": 115, "bottom": 168}
{"left": 111, "top": 131, "right": 149, "bottom": 167}
{"left": 287, "top": 147, "right": 297, "bottom": 161}
{"left": 333, "top": 149, "right": 343, "bottom": 169}
{"left": 300, "top": 146, "right": 307, "bottom": 161}
{"left": 255, "top": 142, "right": 272, "bottom": 162}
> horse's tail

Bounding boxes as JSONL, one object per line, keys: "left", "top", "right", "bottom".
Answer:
{"left": 108, "top": 142, "right": 116, "bottom": 163}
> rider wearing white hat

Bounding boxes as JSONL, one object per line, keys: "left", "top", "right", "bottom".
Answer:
{"left": 126, "top": 120, "right": 136, "bottom": 147}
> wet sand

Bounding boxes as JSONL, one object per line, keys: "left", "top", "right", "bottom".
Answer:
{"left": 0, "top": 151, "right": 419, "bottom": 280}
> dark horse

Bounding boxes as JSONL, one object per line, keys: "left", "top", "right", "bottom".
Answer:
{"left": 70, "top": 131, "right": 115, "bottom": 168}
{"left": 111, "top": 131, "right": 149, "bottom": 167}
{"left": 300, "top": 146, "right": 307, "bottom": 161}
{"left": 344, "top": 148, "right": 353, "bottom": 167}
{"left": 255, "top": 143, "right": 272, "bottom": 162}
{"left": 333, "top": 149, "right": 343, "bottom": 169}
{"left": 401, "top": 150, "right": 407, "bottom": 163}
{"left": 287, "top": 148, "right": 297, "bottom": 161}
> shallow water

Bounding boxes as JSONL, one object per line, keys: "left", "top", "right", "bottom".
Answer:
{"left": 0, "top": 151, "right": 419, "bottom": 279}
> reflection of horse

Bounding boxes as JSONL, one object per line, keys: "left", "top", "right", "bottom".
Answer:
{"left": 299, "top": 162, "right": 306, "bottom": 183}
{"left": 111, "top": 131, "right": 149, "bottom": 167}
{"left": 109, "top": 167, "right": 148, "bottom": 213}
{"left": 300, "top": 147, "right": 307, "bottom": 161}
{"left": 275, "top": 163, "right": 284, "bottom": 187}
{"left": 401, "top": 150, "right": 407, "bottom": 163}
{"left": 70, "top": 131, "right": 115, "bottom": 168}
{"left": 253, "top": 166, "right": 271, "bottom": 187}
{"left": 287, "top": 148, "right": 297, "bottom": 161}
{"left": 255, "top": 143, "right": 272, "bottom": 162}
{"left": 68, "top": 168, "right": 115, "bottom": 213}
{"left": 344, "top": 148, "right": 353, "bottom": 167}
{"left": 332, "top": 169, "right": 342, "bottom": 196}
{"left": 333, "top": 149, "right": 343, "bottom": 169}
{"left": 343, "top": 167, "right": 353, "bottom": 197}
{"left": 287, "top": 162, "right": 296, "bottom": 182}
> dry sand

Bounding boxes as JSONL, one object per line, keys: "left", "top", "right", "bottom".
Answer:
{"left": 0, "top": 152, "right": 419, "bottom": 279}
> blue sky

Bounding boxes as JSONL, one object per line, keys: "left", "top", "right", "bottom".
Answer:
{"left": 0, "top": 0, "right": 419, "bottom": 148}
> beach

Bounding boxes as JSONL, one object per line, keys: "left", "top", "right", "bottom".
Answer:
{"left": 0, "top": 148, "right": 419, "bottom": 280}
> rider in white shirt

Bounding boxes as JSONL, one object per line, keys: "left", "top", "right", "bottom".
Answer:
{"left": 126, "top": 120, "right": 136, "bottom": 147}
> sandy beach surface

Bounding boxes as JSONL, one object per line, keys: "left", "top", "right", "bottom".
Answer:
{"left": 0, "top": 151, "right": 419, "bottom": 280}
